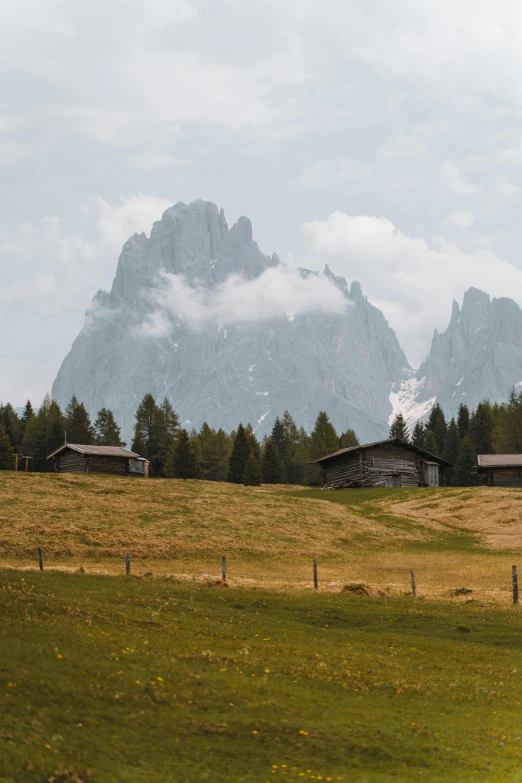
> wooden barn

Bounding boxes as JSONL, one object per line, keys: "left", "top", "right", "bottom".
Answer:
{"left": 316, "top": 438, "right": 452, "bottom": 489}
{"left": 47, "top": 444, "right": 150, "bottom": 477}
{"left": 477, "top": 455, "right": 522, "bottom": 487}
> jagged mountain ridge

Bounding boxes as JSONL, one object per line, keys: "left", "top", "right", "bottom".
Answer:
{"left": 52, "top": 200, "right": 411, "bottom": 443}
{"left": 416, "top": 287, "right": 522, "bottom": 417}
{"left": 389, "top": 287, "right": 522, "bottom": 429}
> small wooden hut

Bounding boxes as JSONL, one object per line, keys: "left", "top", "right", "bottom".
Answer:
{"left": 316, "top": 438, "right": 452, "bottom": 489}
{"left": 47, "top": 444, "right": 149, "bottom": 477}
{"left": 477, "top": 455, "right": 522, "bottom": 487}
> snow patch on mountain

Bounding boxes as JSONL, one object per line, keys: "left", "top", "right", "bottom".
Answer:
{"left": 389, "top": 376, "right": 436, "bottom": 431}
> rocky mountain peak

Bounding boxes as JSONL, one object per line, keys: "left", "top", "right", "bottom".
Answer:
{"left": 398, "top": 287, "right": 522, "bottom": 422}
{"left": 53, "top": 199, "right": 409, "bottom": 444}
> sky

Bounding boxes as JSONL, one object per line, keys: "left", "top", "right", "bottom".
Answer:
{"left": 3, "top": 0, "right": 522, "bottom": 405}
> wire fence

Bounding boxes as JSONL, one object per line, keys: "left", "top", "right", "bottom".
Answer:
{"left": 25, "top": 549, "right": 522, "bottom": 605}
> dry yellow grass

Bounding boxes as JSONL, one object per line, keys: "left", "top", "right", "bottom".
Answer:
{"left": 385, "top": 486, "right": 522, "bottom": 549}
{"left": 3, "top": 473, "right": 522, "bottom": 604}
{"left": 0, "top": 471, "right": 369, "bottom": 558}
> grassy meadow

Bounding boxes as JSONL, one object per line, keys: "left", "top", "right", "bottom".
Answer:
{"left": 3, "top": 472, "right": 522, "bottom": 780}
{"left": 1, "top": 472, "right": 522, "bottom": 601}
{"left": 3, "top": 570, "right": 522, "bottom": 782}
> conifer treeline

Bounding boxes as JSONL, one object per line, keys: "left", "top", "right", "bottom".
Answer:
{"left": 0, "top": 392, "right": 358, "bottom": 485}
{"left": 4, "top": 388, "right": 522, "bottom": 485}
{"left": 389, "top": 395, "right": 512, "bottom": 485}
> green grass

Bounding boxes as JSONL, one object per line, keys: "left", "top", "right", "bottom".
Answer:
{"left": 3, "top": 571, "right": 522, "bottom": 782}
{"left": 283, "top": 488, "right": 488, "bottom": 554}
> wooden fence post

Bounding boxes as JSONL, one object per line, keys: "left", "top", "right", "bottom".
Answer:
{"left": 125, "top": 553, "right": 131, "bottom": 575}
{"left": 513, "top": 565, "right": 519, "bottom": 605}
{"left": 221, "top": 556, "right": 227, "bottom": 582}
{"left": 313, "top": 559, "right": 318, "bottom": 590}
{"left": 410, "top": 569, "right": 416, "bottom": 598}
{"left": 37, "top": 548, "right": 43, "bottom": 572}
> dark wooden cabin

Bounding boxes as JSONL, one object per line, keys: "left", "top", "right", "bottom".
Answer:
{"left": 316, "top": 438, "right": 452, "bottom": 489}
{"left": 47, "top": 444, "right": 150, "bottom": 477}
{"left": 478, "top": 455, "right": 522, "bottom": 487}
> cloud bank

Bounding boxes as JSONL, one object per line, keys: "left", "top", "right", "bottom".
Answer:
{"left": 302, "top": 211, "right": 522, "bottom": 367}
{"left": 140, "top": 265, "right": 348, "bottom": 335}
{"left": 0, "top": 195, "right": 172, "bottom": 322}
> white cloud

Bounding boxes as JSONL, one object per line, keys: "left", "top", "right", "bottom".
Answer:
{"left": 376, "top": 134, "right": 428, "bottom": 161}
{"left": 140, "top": 265, "right": 348, "bottom": 335}
{"left": 0, "top": 194, "right": 173, "bottom": 321}
{"left": 0, "top": 358, "right": 56, "bottom": 409}
{"left": 493, "top": 179, "right": 518, "bottom": 199}
{"left": 301, "top": 211, "right": 522, "bottom": 367}
{"left": 127, "top": 152, "right": 190, "bottom": 170}
{"left": 0, "top": 0, "right": 308, "bottom": 146}
{"left": 450, "top": 211, "right": 474, "bottom": 229}
{"left": 440, "top": 161, "right": 482, "bottom": 196}
{"left": 296, "top": 158, "right": 373, "bottom": 189}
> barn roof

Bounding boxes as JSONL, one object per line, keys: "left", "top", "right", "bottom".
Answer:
{"left": 478, "top": 454, "right": 522, "bottom": 468}
{"left": 47, "top": 444, "right": 141, "bottom": 460}
{"left": 315, "top": 438, "right": 453, "bottom": 466}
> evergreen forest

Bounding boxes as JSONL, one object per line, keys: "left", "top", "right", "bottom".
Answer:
{"left": 2, "top": 388, "right": 522, "bottom": 486}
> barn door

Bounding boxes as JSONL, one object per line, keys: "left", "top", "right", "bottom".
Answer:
{"left": 424, "top": 463, "right": 439, "bottom": 487}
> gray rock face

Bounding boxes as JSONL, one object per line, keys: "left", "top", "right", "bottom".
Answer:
{"left": 52, "top": 200, "right": 410, "bottom": 443}
{"left": 415, "top": 287, "right": 522, "bottom": 417}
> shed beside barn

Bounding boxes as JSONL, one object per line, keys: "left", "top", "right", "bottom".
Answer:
{"left": 316, "top": 438, "right": 452, "bottom": 489}
{"left": 478, "top": 455, "right": 522, "bottom": 487}
{"left": 47, "top": 444, "right": 149, "bottom": 477}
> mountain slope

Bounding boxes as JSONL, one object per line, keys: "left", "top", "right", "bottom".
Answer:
{"left": 391, "top": 287, "right": 522, "bottom": 425}
{"left": 52, "top": 200, "right": 410, "bottom": 443}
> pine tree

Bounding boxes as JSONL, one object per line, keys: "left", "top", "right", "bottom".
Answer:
{"left": 443, "top": 417, "right": 461, "bottom": 484}
{"left": 21, "top": 415, "right": 38, "bottom": 463}
{"left": 164, "top": 429, "right": 199, "bottom": 479}
{"left": 131, "top": 394, "right": 163, "bottom": 476}
{"left": 30, "top": 394, "right": 64, "bottom": 471}
{"left": 0, "top": 423, "right": 14, "bottom": 470}
{"left": 156, "top": 398, "right": 180, "bottom": 472}
{"left": 469, "top": 401, "right": 494, "bottom": 454}
{"left": 423, "top": 430, "right": 438, "bottom": 455}
{"left": 493, "top": 389, "right": 522, "bottom": 453}
{"left": 196, "top": 424, "right": 232, "bottom": 481}
{"left": 340, "top": 428, "right": 359, "bottom": 448}
{"left": 305, "top": 412, "right": 339, "bottom": 485}
{"left": 426, "top": 403, "right": 446, "bottom": 454}
{"left": 457, "top": 403, "right": 471, "bottom": 439}
{"left": 270, "top": 417, "right": 287, "bottom": 459}
{"left": 389, "top": 413, "right": 409, "bottom": 442}
{"left": 64, "top": 396, "right": 94, "bottom": 444}
{"left": 443, "top": 418, "right": 461, "bottom": 463}
{"left": 262, "top": 438, "right": 286, "bottom": 484}
{"left": 94, "top": 408, "right": 125, "bottom": 446}
{"left": 19, "top": 400, "right": 35, "bottom": 444}
{"left": 453, "top": 436, "right": 478, "bottom": 486}
{"left": 243, "top": 453, "right": 262, "bottom": 486}
{"left": 280, "top": 411, "right": 306, "bottom": 484}
{"left": 245, "top": 424, "right": 261, "bottom": 461}
{"left": 0, "top": 402, "right": 21, "bottom": 450}
{"left": 411, "top": 421, "right": 425, "bottom": 448}
{"left": 227, "top": 424, "right": 251, "bottom": 483}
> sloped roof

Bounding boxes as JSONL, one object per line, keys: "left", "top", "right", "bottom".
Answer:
{"left": 47, "top": 443, "right": 141, "bottom": 460}
{"left": 315, "top": 438, "right": 453, "bottom": 467}
{"left": 478, "top": 454, "right": 522, "bottom": 468}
